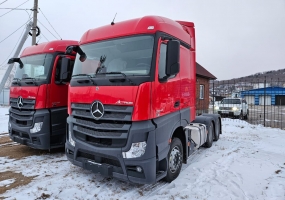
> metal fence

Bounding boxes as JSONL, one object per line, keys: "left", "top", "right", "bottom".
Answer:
{"left": 201, "top": 77, "right": 285, "bottom": 130}
{"left": 0, "top": 88, "right": 9, "bottom": 106}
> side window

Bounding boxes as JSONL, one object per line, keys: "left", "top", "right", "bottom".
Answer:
{"left": 158, "top": 43, "right": 167, "bottom": 80}
{"left": 199, "top": 85, "right": 204, "bottom": 99}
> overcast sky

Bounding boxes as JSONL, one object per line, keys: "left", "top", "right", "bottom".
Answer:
{"left": 0, "top": 0, "right": 285, "bottom": 80}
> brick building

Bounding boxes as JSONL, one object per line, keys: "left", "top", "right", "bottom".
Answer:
{"left": 196, "top": 62, "right": 217, "bottom": 115}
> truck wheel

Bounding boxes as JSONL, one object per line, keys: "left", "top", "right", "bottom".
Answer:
{"left": 213, "top": 121, "right": 220, "bottom": 141}
{"left": 204, "top": 123, "right": 213, "bottom": 148}
{"left": 239, "top": 111, "right": 244, "bottom": 120}
{"left": 244, "top": 109, "right": 249, "bottom": 120}
{"left": 164, "top": 138, "right": 183, "bottom": 182}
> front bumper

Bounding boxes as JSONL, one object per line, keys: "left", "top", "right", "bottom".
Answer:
{"left": 8, "top": 109, "right": 52, "bottom": 150}
{"left": 218, "top": 110, "right": 241, "bottom": 117}
{"left": 65, "top": 117, "right": 159, "bottom": 184}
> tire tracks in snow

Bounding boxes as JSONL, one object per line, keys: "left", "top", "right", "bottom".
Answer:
{"left": 122, "top": 148, "right": 206, "bottom": 199}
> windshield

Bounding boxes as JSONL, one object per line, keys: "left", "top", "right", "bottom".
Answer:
{"left": 14, "top": 54, "right": 53, "bottom": 80}
{"left": 72, "top": 35, "right": 154, "bottom": 77}
{"left": 221, "top": 99, "right": 241, "bottom": 104}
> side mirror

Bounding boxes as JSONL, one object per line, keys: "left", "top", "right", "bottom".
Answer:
{"left": 65, "top": 45, "right": 86, "bottom": 62}
{"left": 60, "top": 57, "right": 71, "bottom": 82}
{"left": 166, "top": 40, "right": 180, "bottom": 76}
{"left": 65, "top": 46, "right": 74, "bottom": 54}
{"left": 8, "top": 58, "right": 24, "bottom": 68}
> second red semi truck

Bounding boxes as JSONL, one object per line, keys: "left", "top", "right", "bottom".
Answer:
{"left": 63, "top": 16, "right": 221, "bottom": 184}
{"left": 8, "top": 40, "right": 78, "bottom": 150}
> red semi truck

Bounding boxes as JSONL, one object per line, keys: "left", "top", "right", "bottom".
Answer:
{"left": 8, "top": 40, "right": 78, "bottom": 150}
{"left": 63, "top": 16, "right": 221, "bottom": 184}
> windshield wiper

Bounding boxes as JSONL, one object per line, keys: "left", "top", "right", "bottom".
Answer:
{"left": 72, "top": 74, "right": 96, "bottom": 85}
{"left": 22, "top": 77, "right": 38, "bottom": 86}
{"left": 97, "top": 72, "right": 135, "bottom": 85}
{"left": 12, "top": 78, "right": 21, "bottom": 86}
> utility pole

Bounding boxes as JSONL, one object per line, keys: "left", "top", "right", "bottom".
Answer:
{"left": 32, "top": 0, "right": 38, "bottom": 45}
{"left": 0, "top": 21, "right": 33, "bottom": 94}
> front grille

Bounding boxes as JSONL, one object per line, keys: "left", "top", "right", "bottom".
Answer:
{"left": 219, "top": 107, "right": 232, "bottom": 111}
{"left": 71, "top": 103, "right": 133, "bottom": 148}
{"left": 9, "top": 98, "right": 35, "bottom": 127}
{"left": 12, "top": 130, "right": 30, "bottom": 139}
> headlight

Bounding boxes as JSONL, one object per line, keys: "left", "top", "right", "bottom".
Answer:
{"left": 68, "top": 131, "right": 75, "bottom": 147}
{"left": 122, "top": 141, "right": 147, "bottom": 158}
{"left": 214, "top": 106, "right": 219, "bottom": 110}
{"left": 30, "top": 122, "right": 43, "bottom": 133}
{"left": 9, "top": 122, "right": 11, "bottom": 128}
{"left": 232, "top": 107, "right": 238, "bottom": 111}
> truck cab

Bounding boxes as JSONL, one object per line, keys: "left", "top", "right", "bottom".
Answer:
{"left": 65, "top": 16, "right": 221, "bottom": 184}
{"left": 8, "top": 40, "right": 78, "bottom": 150}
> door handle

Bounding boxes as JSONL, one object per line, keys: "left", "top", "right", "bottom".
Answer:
{"left": 174, "top": 101, "right": 180, "bottom": 108}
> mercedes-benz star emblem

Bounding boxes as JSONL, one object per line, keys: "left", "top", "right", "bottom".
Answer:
{"left": 17, "top": 96, "right": 24, "bottom": 109}
{"left": 90, "top": 101, "right": 104, "bottom": 120}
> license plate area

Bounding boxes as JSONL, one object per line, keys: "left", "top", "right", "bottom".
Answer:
{"left": 85, "top": 160, "right": 113, "bottom": 176}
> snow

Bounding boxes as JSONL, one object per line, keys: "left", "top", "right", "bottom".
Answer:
{"left": 0, "top": 179, "right": 15, "bottom": 187}
{"left": 0, "top": 107, "right": 285, "bottom": 199}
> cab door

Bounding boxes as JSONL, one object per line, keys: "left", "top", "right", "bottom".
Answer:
{"left": 47, "top": 55, "right": 75, "bottom": 145}
{"left": 151, "top": 38, "right": 181, "bottom": 119}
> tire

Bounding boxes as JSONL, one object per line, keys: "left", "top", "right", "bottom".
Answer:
{"left": 239, "top": 111, "right": 244, "bottom": 120}
{"left": 204, "top": 123, "right": 213, "bottom": 148}
{"left": 244, "top": 109, "right": 249, "bottom": 120}
{"left": 213, "top": 121, "right": 220, "bottom": 141}
{"left": 164, "top": 138, "right": 183, "bottom": 183}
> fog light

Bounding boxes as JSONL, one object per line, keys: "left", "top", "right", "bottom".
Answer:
{"left": 136, "top": 166, "right": 143, "bottom": 173}
{"left": 30, "top": 122, "right": 43, "bottom": 133}
{"left": 66, "top": 149, "right": 69, "bottom": 154}
{"left": 68, "top": 131, "right": 75, "bottom": 147}
{"left": 122, "top": 141, "right": 147, "bottom": 158}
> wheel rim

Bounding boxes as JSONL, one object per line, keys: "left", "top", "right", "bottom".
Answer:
{"left": 169, "top": 146, "right": 182, "bottom": 173}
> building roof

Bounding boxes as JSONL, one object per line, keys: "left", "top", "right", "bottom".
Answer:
{"left": 240, "top": 87, "right": 285, "bottom": 93}
{"left": 196, "top": 62, "right": 217, "bottom": 80}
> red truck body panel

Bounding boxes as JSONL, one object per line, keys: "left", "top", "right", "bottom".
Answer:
{"left": 20, "top": 40, "right": 78, "bottom": 57}
{"left": 80, "top": 16, "right": 190, "bottom": 46}
{"left": 10, "top": 85, "right": 47, "bottom": 109}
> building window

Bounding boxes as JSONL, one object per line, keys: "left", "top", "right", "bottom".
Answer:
{"left": 199, "top": 85, "right": 204, "bottom": 99}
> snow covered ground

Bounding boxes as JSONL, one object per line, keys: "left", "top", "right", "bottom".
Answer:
{"left": 0, "top": 106, "right": 284, "bottom": 200}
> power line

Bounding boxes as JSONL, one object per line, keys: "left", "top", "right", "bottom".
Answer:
{"left": 39, "top": 32, "right": 49, "bottom": 42}
{"left": 0, "top": 11, "right": 32, "bottom": 67}
{"left": 38, "top": 8, "right": 62, "bottom": 40}
{"left": 37, "top": 19, "right": 59, "bottom": 40}
{"left": 0, "top": 8, "right": 30, "bottom": 10}
{"left": 0, "top": 26, "right": 27, "bottom": 67}
{"left": 0, "top": 0, "right": 29, "bottom": 18}
{"left": 0, "top": 0, "right": 8, "bottom": 6}
{"left": 0, "top": 19, "right": 31, "bottom": 44}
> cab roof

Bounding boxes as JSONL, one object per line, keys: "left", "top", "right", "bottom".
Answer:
{"left": 20, "top": 40, "right": 78, "bottom": 57}
{"left": 80, "top": 16, "right": 194, "bottom": 47}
